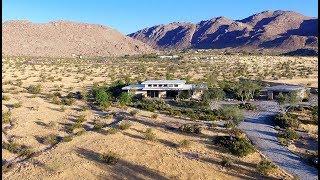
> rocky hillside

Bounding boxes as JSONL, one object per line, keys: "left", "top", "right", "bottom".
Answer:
{"left": 2, "top": 20, "right": 155, "bottom": 57}
{"left": 129, "top": 10, "right": 318, "bottom": 53}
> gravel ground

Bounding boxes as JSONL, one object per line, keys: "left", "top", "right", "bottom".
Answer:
{"left": 238, "top": 102, "right": 318, "bottom": 180}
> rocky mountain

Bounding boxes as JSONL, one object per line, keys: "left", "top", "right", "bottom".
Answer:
{"left": 2, "top": 20, "right": 155, "bottom": 57}
{"left": 129, "top": 10, "right": 318, "bottom": 53}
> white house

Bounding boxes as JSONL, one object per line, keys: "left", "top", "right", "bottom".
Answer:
{"left": 122, "top": 80, "right": 207, "bottom": 99}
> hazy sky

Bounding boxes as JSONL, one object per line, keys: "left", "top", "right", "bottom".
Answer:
{"left": 3, "top": 0, "right": 318, "bottom": 34}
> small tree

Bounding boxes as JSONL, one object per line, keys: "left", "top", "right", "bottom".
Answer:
{"left": 118, "top": 92, "right": 133, "bottom": 106}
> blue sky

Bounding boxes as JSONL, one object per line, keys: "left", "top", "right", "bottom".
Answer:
{"left": 3, "top": 0, "right": 318, "bottom": 34}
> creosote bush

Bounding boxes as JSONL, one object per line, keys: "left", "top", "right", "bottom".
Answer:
{"left": 151, "top": 113, "right": 158, "bottom": 119}
{"left": 213, "top": 136, "right": 255, "bottom": 157}
{"left": 178, "top": 139, "right": 192, "bottom": 148}
{"left": 179, "top": 124, "right": 202, "bottom": 134}
{"left": 220, "top": 156, "right": 233, "bottom": 167}
{"left": 99, "top": 151, "right": 119, "bottom": 165}
{"left": 27, "top": 84, "right": 42, "bottom": 94}
{"left": 2, "top": 111, "right": 11, "bottom": 124}
{"left": 257, "top": 159, "right": 277, "bottom": 175}
{"left": 118, "top": 121, "right": 132, "bottom": 130}
{"left": 144, "top": 128, "right": 156, "bottom": 141}
{"left": 106, "top": 127, "right": 119, "bottom": 134}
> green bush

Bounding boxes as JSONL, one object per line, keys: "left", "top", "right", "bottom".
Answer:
{"left": 75, "top": 115, "right": 87, "bottom": 124}
{"left": 219, "top": 106, "right": 244, "bottom": 125}
{"left": 2, "top": 95, "right": 10, "bottom": 101}
{"left": 257, "top": 159, "right": 277, "bottom": 175}
{"left": 12, "top": 102, "right": 22, "bottom": 108}
{"left": 274, "top": 113, "right": 300, "bottom": 128}
{"left": 179, "top": 124, "right": 202, "bottom": 134}
{"left": 99, "top": 151, "right": 119, "bottom": 165}
{"left": 41, "top": 134, "right": 60, "bottom": 145}
{"left": 27, "top": 84, "right": 42, "bottom": 94}
{"left": 220, "top": 156, "right": 233, "bottom": 167}
{"left": 278, "top": 128, "right": 299, "bottom": 140}
{"left": 151, "top": 113, "right": 158, "bottom": 119}
{"left": 62, "top": 135, "right": 73, "bottom": 142}
{"left": 213, "top": 136, "right": 255, "bottom": 157}
{"left": 2, "top": 142, "right": 33, "bottom": 157}
{"left": 118, "top": 121, "right": 132, "bottom": 130}
{"left": 2, "top": 111, "right": 11, "bottom": 124}
{"left": 118, "top": 92, "right": 133, "bottom": 106}
{"left": 178, "top": 139, "right": 192, "bottom": 148}
{"left": 238, "top": 102, "right": 257, "bottom": 110}
{"left": 106, "top": 127, "right": 119, "bottom": 134}
{"left": 144, "top": 128, "right": 156, "bottom": 141}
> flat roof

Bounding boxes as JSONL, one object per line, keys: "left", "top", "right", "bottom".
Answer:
{"left": 141, "top": 80, "right": 186, "bottom": 84}
{"left": 122, "top": 84, "right": 145, "bottom": 90}
{"left": 265, "top": 85, "right": 306, "bottom": 92}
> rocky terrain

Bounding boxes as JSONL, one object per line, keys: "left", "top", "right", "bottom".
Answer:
{"left": 2, "top": 20, "right": 155, "bottom": 57}
{"left": 129, "top": 10, "right": 318, "bottom": 54}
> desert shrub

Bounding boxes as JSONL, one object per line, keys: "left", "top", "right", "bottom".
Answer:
{"left": 62, "top": 135, "right": 73, "bottom": 142}
{"left": 238, "top": 102, "right": 257, "bottom": 111}
{"left": 219, "top": 105, "right": 244, "bottom": 125}
{"left": 74, "top": 129, "right": 86, "bottom": 136}
{"left": 257, "top": 159, "right": 277, "bottom": 175}
{"left": 151, "top": 113, "right": 158, "bottom": 119}
{"left": 61, "top": 97, "right": 75, "bottom": 106}
{"left": 52, "top": 96, "right": 61, "bottom": 105}
{"left": 2, "top": 95, "right": 10, "bottom": 101}
{"left": 2, "top": 142, "right": 33, "bottom": 157}
{"left": 144, "top": 128, "right": 156, "bottom": 141}
{"left": 118, "top": 121, "right": 132, "bottom": 130}
{"left": 278, "top": 128, "right": 299, "bottom": 140}
{"left": 220, "top": 156, "right": 233, "bottom": 167}
{"left": 2, "top": 111, "right": 11, "bottom": 124}
{"left": 178, "top": 139, "right": 192, "bottom": 148}
{"left": 224, "top": 121, "right": 236, "bottom": 129}
{"left": 75, "top": 115, "right": 87, "bottom": 124}
{"left": 278, "top": 137, "right": 290, "bottom": 146}
{"left": 106, "top": 127, "right": 118, "bottom": 134}
{"left": 99, "top": 151, "right": 119, "bottom": 165}
{"left": 27, "top": 84, "right": 42, "bottom": 94}
{"left": 12, "top": 102, "right": 22, "bottom": 108}
{"left": 274, "top": 113, "right": 300, "bottom": 128}
{"left": 129, "top": 110, "right": 139, "bottom": 116}
{"left": 213, "top": 136, "right": 255, "bottom": 157}
{"left": 92, "top": 121, "right": 104, "bottom": 131}
{"left": 179, "top": 124, "right": 202, "bottom": 134}
{"left": 41, "top": 134, "right": 60, "bottom": 145}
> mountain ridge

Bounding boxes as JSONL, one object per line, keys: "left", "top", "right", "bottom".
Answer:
{"left": 128, "top": 10, "right": 318, "bottom": 53}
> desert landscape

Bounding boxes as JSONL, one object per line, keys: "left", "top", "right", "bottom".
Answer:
{"left": 2, "top": 52, "right": 318, "bottom": 179}
{"left": 2, "top": 1, "right": 318, "bottom": 179}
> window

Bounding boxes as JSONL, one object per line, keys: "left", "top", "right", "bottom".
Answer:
{"left": 152, "top": 84, "right": 157, "bottom": 87}
{"left": 159, "top": 84, "right": 163, "bottom": 87}
{"left": 169, "top": 84, "right": 173, "bottom": 87}
{"left": 148, "top": 84, "right": 152, "bottom": 87}
{"left": 164, "top": 84, "right": 168, "bottom": 87}
{"left": 174, "top": 84, "right": 178, "bottom": 87}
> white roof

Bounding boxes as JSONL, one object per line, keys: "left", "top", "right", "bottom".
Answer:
{"left": 141, "top": 80, "right": 186, "bottom": 84}
{"left": 122, "top": 84, "right": 145, "bottom": 90}
{"left": 265, "top": 85, "right": 305, "bottom": 92}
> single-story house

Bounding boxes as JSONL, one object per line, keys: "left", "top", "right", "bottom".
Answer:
{"left": 263, "top": 85, "right": 309, "bottom": 100}
{"left": 122, "top": 80, "right": 207, "bottom": 99}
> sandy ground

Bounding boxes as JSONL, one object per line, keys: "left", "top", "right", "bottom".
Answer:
{"left": 3, "top": 54, "right": 316, "bottom": 179}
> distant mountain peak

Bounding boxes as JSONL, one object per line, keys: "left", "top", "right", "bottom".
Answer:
{"left": 129, "top": 10, "right": 318, "bottom": 53}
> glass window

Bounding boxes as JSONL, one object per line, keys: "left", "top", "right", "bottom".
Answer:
{"left": 152, "top": 84, "right": 157, "bottom": 87}
{"left": 174, "top": 84, "right": 178, "bottom": 87}
{"left": 164, "top": 84, "right": 168, "bottom": 87}
{"left": 148, "top": 84, "right": 152, "bottom": 87}
{"left": 169, "top": 84, "right": 173, "bottom": 87}
{"left": 159, "top": 84, "right": 163, "bottom": 87}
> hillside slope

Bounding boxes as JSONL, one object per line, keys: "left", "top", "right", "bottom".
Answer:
{"left": 2, "top": 20, "right": 155, "bottom": 57}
